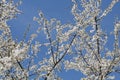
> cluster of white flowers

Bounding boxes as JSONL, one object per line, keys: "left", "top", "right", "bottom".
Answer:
{"left": 0, "top": 0, "right": 120, "bottom": 80}
{"left": 100, "top": 0, "right": 119, "bottom": 18}
{"left": 114, "top": 21, "right": 120, "bottom": 36}
{"left": 63, "top": 0, "right": 120, "bottom": 80}
{"left": 0, "top": 0, "right": 20, "bottom": 22}
{"left": 32, "top": 0, "right": 120, "bottom": 79}
{"left": 0, "top": 0, "right": 30, "bottom": 79}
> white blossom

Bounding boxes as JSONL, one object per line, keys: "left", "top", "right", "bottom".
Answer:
{"left": 0, "top": 0, "right": 120, "bottom": 80}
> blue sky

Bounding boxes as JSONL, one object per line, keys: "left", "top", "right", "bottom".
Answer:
{"left": 8, "top": 0, "right": 120, "bottom": 80}
{"left": 8, "top": 0, "right": 120, "bottom": 40}
{"left": 9, "top": 0, "right": 74, "bottom": 40}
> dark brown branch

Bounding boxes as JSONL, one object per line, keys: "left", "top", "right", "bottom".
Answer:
{"left": 95, "top": 16, "right": 102, "bottom": 76}
{"left": 44, "top": 23, "right": 55, "bottom": 64}
{"left": 79, "top": 50, "right": 97, "bottom": 76}
{"left": 17, "top": 60, "right": 24, "bottom": 70}
{"left": 45, "top": 34, "right": 77, "bottom": 80}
